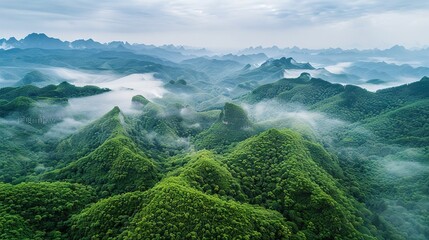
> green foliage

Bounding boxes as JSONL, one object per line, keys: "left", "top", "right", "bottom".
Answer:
{"left": 194, "top": 102, "right": 259, "bottom": 151}
{"left": 0, "top": 81, "right": 109, "bottom": 101}
{"left": 173, "top": 150, "right": 246, "bottom": 200}
{"left": 122, "top": 177, "right": 291, "bottom": 240}
{"left": 0, "top": 182, "right": 95, "bottom": 239}
{"left": 131, "top": 94, "right": 150, "bottom": 106}
{"left": 54, "top": 106, "right": 125, "bottom": 165}
{"left": 362, "top": 99, "right": 429, "bottom": 147}
{"left": 222, "top": 57, "right": 313, "bottom": 93}
{"left": 0, "top": 121, "right": 48, "bottom": 182}
{"left": 0, "top": 82, "right": 109, "bottom": 117}
{"left": 248, "top": 76, "right": 343, "bottom": 105}
{"left": 312, "top": 85, "right": 394, "bottom": 121}
{"left": 45, "top": 134, "right": 160, "bottom": 197}
{"left": 1, "top": 58, "right": 427, "bottom": 240}
{"left": 245, "top": 76, "right": 429, "bottom": 122}
{"left": 0, "top": 206, "right": 33, "bottom": 240}
{"left": 0, "top": 96, "right": 35, "bottom": 117}
{"left": 225, "top": 129, "right": 377, "bottom": 239}
{"left": 303, "top": 140, "right": 345, "bottom": 179}
{"left": 222, "top": 102, "right": 252, "bottom": 128}
{"left": 71, "top": 177, "right": 292, "bottom": 240}
{"left": 69, "top": 191, "right": 147, "bottom": 240}
{"left": 128, "top": 102, "right": 219, "bottom": 158}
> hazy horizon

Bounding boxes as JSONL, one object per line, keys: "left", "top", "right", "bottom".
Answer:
{"left": 1, "top": 0, "right": 429, "bottom": 50}
{"left": 1, "top": 32, "right": 428, "bottom": 53}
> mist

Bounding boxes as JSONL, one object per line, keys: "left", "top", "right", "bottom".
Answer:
{"left": 239, "top": 99, "right": 429, "bottom": 239}
{"left": 72, "top": 73, "right": 167, "bottom": 114}
{"left": 45, "top": 67, "right": 120, "bottom": 85}
{"left": 324, "top": 62, "right": 353, "bottom": 74}
{"left": 242, "top": 100, "right": 346, "bottom": 143}
{"left": 282, "top": 60, "right": 427, "bottom": 92}
{"left": 358, "top": 76, "right": 422, "bottom": 92}
{"left": 43, "top": 73, "right": 169, "bottom": 139}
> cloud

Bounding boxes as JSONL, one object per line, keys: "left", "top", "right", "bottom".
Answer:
{"left": 324, "top": 62, "right": 352, "bottom": 74}
{"left": 45, "top": 67, "right": 119, "bottom": 85}
{"left": 43, "top": 117, "right": 89, "bottom": 140}
{"left": 241, "top": 100, "right": 346, "bottom": 142}
{"left": 63, "top": 73, "right": 168, "bottom": 117}
{"left": 41, "top": 73, "right": 169, "bottom": 139}
{"left": 1, "top": 1, "right": 429, "bottom": 49}
{"left": 0, "top": 42, "right": 13, "bottom": 50}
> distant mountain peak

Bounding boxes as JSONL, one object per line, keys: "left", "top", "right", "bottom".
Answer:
{"left": 19, "top": 32, "right": 69, "bottom": 49}
{"left": 7, "top": 37, "right": 18, "bottom": 43}
{"left": 390, "top": 45, "right": 406, "bottom": 50}
{"left": 16, "top": 70, "right": 51, "bottom": 86}
{"left": 261, "top": 57, "right": 314, "bottom": 70}
{"left": 298, "top": 72, "right": 312, "bottom": 81}
{"left": 24, "top": 32, "right": 49, "bottom": 39}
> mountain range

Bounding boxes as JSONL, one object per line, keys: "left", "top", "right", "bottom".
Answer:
{"left": 0, "top": 33, "right": 428, "bottom": 239}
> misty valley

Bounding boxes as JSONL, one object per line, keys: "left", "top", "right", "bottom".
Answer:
{"left": 0, "top": 33, "right": 429, "bottom": 240}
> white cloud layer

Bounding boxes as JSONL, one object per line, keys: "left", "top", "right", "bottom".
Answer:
{"left": 0, "top": 0, "right": 428, "bottom": 50}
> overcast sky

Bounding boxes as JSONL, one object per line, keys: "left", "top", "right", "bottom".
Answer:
{"left": 1, "top": 0, "right": 429, "bottom": 50}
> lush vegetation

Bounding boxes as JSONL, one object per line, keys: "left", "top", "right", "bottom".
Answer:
{"left": 194, "top": 102, "right": 259, "bottom": 151}
{"left": 0, "top": 48, "right": 428, "bottom": 240}
{"left": 44, "top": 134, "right": 160, "bottom": 197}
{"left": 245, "top": 75, "right": 429, "bottom": 122}
{"left": 0, "top": 82, "right": 109, "bottom": 117}
{"left": 224, "top": 129, "right": 379, "bottom": 239}
{"left": 69, "top": 150, "right": 296, "bottom": 240}
{"left": 0, "top": 182, "right": 94, "bottom": 239}
{"left": 53, "top": 106, "right": 125, "bottom": 165}
{"left": 0, "top": 81, "right": 109, "bottom": 101}
{"left": 362, "top": 99, "right": 429, "bottom": 147}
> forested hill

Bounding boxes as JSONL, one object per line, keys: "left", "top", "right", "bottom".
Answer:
{"left": 0, "top": 82, "right": 109, "bottom": 117}
{"left": 245, "top": 74, "right": 429, "bottom": 122}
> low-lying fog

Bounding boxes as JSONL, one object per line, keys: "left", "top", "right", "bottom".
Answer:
{"left": 283, "top": 63, "right": 425, "bottom": 92}
{"left": 46, "top": 67, "right": 120, "bottom": 85}
{"left": 242, "top": 100, "right": 345, "bottom": 141}
{"left": 241, "top": 99, "right": 429, "bottom": 239}
{"left": 44, "top": 73, "right": 169, "bottom": 139}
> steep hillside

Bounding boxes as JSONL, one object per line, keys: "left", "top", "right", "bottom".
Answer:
{"left": 362, "top": 99, "right": 429, "bottom": 147}
{"left": 193, "top": 102, "right": 259, "bottom": 151}
{"left": 44, "top": 134, "right": 160, "bottom": 197}
{"left": 225, "top": 129, "right": 380, "bottom": 239}
{"left": 171, "top": 150, "right": 246, "bottom": 200}
{"left": 128, "top": 97, "right": 219, "bottom": 157}
{"left": 70, "top": 177, "right": 291, "bottom": 240}
{"left": 0, "top": 121, "right": 44, "bottom": 182}
{"left": 245, "top": 75, "right": 429, "bottom": 122}
{"left": 220, "top": 57, "right": 315, "bottom": 97}
{"left": 245, "top": 73, "right": 344, "bottom": 105}
{"left": 53, "top": 106, "right": 125, "bottom": 165}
